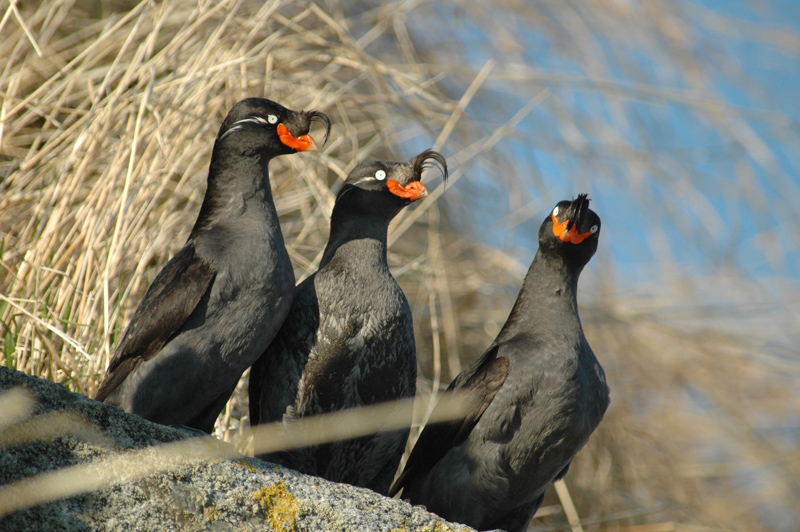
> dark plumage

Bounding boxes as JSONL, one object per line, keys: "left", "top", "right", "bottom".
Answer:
{"left": 249, "top": 149, "right": 448, "bottom": 495}
{"left": 96, "top": 98, "right": 330, "bottom": 434}
{"left": 390, "top": 194, "right": 610, "bottom": 532}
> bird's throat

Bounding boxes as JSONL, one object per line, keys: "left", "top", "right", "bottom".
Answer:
{"left": 495, "top": 252, "right": 582, "bottom": 343}
{"left": 320, "top": 216, "right": 389, "bottom": 270}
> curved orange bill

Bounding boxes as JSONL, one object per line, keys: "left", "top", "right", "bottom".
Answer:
{"left": 277, "top": 123, "right": 317, "bottom": 152}
{"left": 552, "top": 213, "right": 592, "bottom": 244}
{"left": 387, "top": 178, "right": 428, "bottom": 201}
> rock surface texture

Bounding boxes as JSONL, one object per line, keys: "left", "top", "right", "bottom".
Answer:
{"left": 0, "top": 367, "right": 477, "bottom": 532}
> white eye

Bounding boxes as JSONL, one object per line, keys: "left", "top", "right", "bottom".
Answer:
{"left": 375, "top": 170, "right": 387, "bottom": 181}
{"left": 590, "top": 224, "right": 599, "bottom": 233}
{"left": 553, "top": 206, "right": 559, "bottom": 216}
{"left": 267, "top": 114, "right": 278, "bottom": 124}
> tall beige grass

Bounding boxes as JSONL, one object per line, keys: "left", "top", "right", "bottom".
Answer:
{"left": 2, "top": 0, "right": 799, "bottom": 531}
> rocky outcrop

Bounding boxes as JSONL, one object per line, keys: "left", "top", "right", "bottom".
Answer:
{"left": 0, "top": 367, "right": 476, "bottom": 531}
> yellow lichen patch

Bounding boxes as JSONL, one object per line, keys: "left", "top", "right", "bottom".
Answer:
{"left": 237, "top": 458, "right": 256, "bottom": 473}
{"left": 387, "top": 517, "right": 410, "bottom": 532}
{"left": 388, "top": 523, "right": 464, "bottom": 532}
{"left": 253, "top": 482, "right": 299, "bottom": 532}
{"left": 430, "top": 523, "right": 461, "bottom": 532}
{"left": 431, "top": 523, "right": 465, "bottom": 532}
{"left": 203, "top": 505, "right": 218, "bottom": 523}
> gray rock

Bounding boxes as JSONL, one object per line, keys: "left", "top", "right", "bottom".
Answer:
{"left": 0, "top": 367, "right": 477, "bottom": 532}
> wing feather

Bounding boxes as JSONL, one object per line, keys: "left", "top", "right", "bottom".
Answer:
{"left": 95, "top": 243, "right": 215, "bottom": 401}
{"left": 389, "top": 344, "right": 510, "bottom": 496}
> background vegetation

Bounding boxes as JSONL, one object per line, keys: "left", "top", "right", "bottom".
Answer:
{"left": 1, "top": 0, "right": 798, "bottom": 530}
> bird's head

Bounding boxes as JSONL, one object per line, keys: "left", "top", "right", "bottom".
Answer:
{"left": 215, "top": 97, "right": 330, "bottom": 157}
{"left": 333, "top": 149, "right": 448, "bottom": 220}
{"left": 539, "top": 194, "right": 601, "bottom": 265}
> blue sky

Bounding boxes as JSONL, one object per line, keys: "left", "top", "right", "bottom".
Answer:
{"left": 399, "top": 0, "right": 800, "bottom": 285}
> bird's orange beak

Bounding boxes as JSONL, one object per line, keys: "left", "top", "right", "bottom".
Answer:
{"left": 277, "top": 123, "right": 317, "bottom": 152}
{"left": 387, "top": 179, "right": 428, "bottom": 201}
{"left": 552, "top": 213, "right": 592, "bottom": 244}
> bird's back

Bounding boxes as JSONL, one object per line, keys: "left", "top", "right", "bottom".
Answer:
{"left": 104, "top": 195, "right": 295, "bottom": 432}
{"left": 401, "top": 332, "right": 609, "bottom": 531}
{"left": 251, "top": 243, "right": 417, "bottom": 493}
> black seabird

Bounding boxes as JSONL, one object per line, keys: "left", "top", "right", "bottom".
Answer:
{"left": 390, "top": 194, "right": 610, "bottom": 532}
{"left": 96, "top": 98, "right": 330, "bottom": 434}
{"left": 249, "top": 149, "right": 448, "bottom": 495}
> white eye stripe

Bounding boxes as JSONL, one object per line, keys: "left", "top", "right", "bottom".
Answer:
{"left": 337, "top": 186, "right": 355, "bottom": 202}
{"left": 237, "top": 116, "right": 270, "bottom": 126}
{"left": 219, "top": 116, "right": 276, "bottom": 141}
{"left": 349, "top": 171, "right": 389, "bottom": 187}
{"left": 350, "top": 176, "right": 373, "bottom": 187}
{"left": 219, "top": 125, "right": 243, "bottom": 141}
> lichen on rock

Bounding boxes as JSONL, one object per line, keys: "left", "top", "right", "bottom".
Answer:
{"left": 253, "top": 482, "right": 299, "bottom": 532}
{"left": 0, "top": 367, "right": 477, "bottom": 532}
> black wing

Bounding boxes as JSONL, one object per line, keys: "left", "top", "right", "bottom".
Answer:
{"left": 389, "top": 344, "right": 510, "bottom": 496}
{"left": 95, "top": 243, "right": 216, "bottom": 401}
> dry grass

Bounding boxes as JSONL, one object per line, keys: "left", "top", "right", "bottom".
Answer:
{"left": 1, "top": 0, "right": 799, "bottom": 531}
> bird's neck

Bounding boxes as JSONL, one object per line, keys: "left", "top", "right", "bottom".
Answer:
{"left": 495, "top": 251, "right": 584, "bottom": 343}
{"left": 319, "top": 211, "right": 389, "bottom": 269}
{"left": 190, "top": 150, "right": 276, "bottom": 236}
